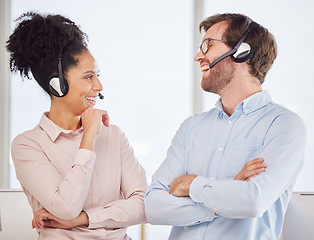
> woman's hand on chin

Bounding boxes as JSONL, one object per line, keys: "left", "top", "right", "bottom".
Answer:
{"left": 80, "top": 108, "right": 109, "bottom": 151}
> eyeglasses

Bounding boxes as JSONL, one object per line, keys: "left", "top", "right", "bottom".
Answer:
{"left": 199, "top": 38, "right": 228, "bottom": 55}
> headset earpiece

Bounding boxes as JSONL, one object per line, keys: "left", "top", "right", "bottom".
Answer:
{"left": 230, "top": 21, "right": 258, "bottom": 63}
{"left": 48, "top": 56, "right": 69, "bottom": 97}
{"left": 231, "top": 42, "right": 253, "bottom": 63}
{"left": 49, "top": 75, "right": 69, "bottom": 97}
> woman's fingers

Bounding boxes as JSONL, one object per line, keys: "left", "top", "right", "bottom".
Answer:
{"left": 32, "top": 208, "right": 51, "bottom": 230}
{"left": 81, "top": 108, "right": 109, "bottom": 133}
{"left": 101, "top": 110, "right": 109, "bottom": 127}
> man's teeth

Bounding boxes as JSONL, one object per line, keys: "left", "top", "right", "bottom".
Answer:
{"left": 201, "top": 65, "right": 210, "bottom": 72}
{"left": 86, "top": 97, "right": 96, "bottom": 101}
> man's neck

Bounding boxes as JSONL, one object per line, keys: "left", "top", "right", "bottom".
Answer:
{"left": 219, "top": 79, "right": 262, "bottom": 116}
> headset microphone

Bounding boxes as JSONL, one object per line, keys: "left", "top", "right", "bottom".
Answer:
{"left": 209, "top": 21, "right": 258, "bottom": 69}
{"left": 98, "top": 93, "right": 104, "bottom": 99}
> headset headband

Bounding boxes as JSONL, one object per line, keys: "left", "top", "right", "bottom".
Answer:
{"left": 209, "top": 21, "right": 258, "bottom": 68}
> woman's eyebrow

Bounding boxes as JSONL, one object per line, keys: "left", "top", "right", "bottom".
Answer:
{"left": 82, "top": 69, "right": 100, "bottom": 74}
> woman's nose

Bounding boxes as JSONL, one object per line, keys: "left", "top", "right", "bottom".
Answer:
{"left": 94, "top": 77, "right": 103, "bottom": 92}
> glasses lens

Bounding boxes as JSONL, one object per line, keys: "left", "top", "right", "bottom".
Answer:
{"left": 201, "top": 39, "right": 210, "bottom": 54}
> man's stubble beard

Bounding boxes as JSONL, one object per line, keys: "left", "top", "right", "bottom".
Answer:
{"left": 201, "top": 57, "right": 236, "bottom": 94}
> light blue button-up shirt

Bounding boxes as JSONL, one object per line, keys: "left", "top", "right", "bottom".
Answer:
{"left": 145, "top": 91, "right": 306, "bottom": 240}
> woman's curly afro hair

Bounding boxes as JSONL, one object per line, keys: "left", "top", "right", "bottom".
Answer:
{"left": 6, "top": 12, "right": 89, "bottom": 94}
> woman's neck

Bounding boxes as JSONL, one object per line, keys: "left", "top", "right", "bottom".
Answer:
{"left": 48, "top": 104, "right": 81, "bottom": 131}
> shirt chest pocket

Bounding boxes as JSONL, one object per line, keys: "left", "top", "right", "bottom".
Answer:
{"left": 223, "top": 138, "right": 263, "bottom": 179}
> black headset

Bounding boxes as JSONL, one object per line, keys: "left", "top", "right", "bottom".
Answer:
{"left": 209, "top": 21, "right": 258, "bottom": 69}
{"left": 48, "top": 55, "right": 69, "bottom": 97}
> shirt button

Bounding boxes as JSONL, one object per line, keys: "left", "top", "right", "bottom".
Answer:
{"left": 228, "top": 120, "right": 232, "bottom": 124}
{"left": 245, "top": 109, "right": 249, "bottom": 113}
{"left": 210, "top": 177, "right": 215, "bottom": 180}
{"left": 206, "top": 216, "right": 210, "bottom": 220}
{"left": 218, "top": 147, "right": 223, "bottom": 151}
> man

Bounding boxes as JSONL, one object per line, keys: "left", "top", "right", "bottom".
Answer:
{"left": 144, "top": 13, "right": 306, "bottom": 240}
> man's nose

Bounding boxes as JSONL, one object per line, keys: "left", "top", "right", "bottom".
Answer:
{"left": 194, "top": 50, "right": 204, "bottom": 62}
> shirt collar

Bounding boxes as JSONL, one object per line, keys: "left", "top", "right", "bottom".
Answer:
{"left": 39, "top": 112, "right": 83, "bottom": 142}
{"left": 215, "top": 90, "right": 272, "bottom": 116}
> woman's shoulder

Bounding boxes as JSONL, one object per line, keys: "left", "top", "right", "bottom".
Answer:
{"left": 102, "top": 124, "right": 121, "bottom": 133}
{"left": 96, "top": 125, "right": 129, "bottom": 151}
{"left": 11, "top": 125, "right": 44, "bottom": 151}
{"left": 102, "top": 124, "right": 127, "bottom": 135}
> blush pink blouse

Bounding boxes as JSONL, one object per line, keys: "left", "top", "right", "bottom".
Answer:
{"left": 11, "top": 113, "right": 147, "bottom": 239}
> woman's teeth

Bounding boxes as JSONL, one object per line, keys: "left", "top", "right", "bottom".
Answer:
{"left": 86, "top": 97, "right": 96, "bottom": 101}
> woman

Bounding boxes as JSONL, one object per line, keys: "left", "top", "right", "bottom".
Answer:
{"left": 7, "top": 12, "right": 147, "bottom": 239}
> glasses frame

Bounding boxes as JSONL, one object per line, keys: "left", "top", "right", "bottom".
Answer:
{"left": 200, "top": 38, "right": 228, "bottom": 55}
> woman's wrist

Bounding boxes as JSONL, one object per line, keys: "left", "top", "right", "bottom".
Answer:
{"left": 73, "top": 211, "right": 89, "bottom": 227}
{"left": 80, "top": 133, "right": 96, "bottom": 151}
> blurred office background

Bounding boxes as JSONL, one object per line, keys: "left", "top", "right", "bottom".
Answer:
{"left": 1, "top": 0, "right": 313, "bottom": 239}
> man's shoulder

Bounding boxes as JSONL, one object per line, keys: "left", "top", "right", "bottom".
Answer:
{"left": 180, "top": 108, "right": 218, "bottom": 130}
{"left": 263, "top": 102, "right": 306, "bottom": 132}
{"left": 266, "top": 102, "right": 303, "bottom": 121}
{"left": 188, "top": 108, "right": 218, "bottom": 121}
